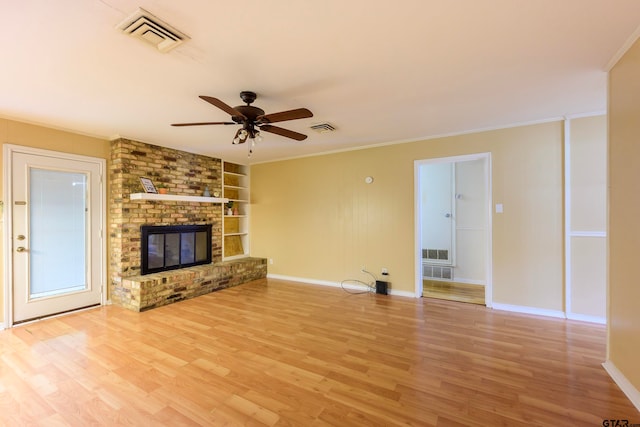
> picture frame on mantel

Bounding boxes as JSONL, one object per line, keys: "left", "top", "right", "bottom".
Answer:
{"left": 139, "top": 177, "right": 157, "bottom": 194}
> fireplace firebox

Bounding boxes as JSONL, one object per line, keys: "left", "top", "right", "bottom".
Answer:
{"left": 141, "top": 225, "right": 212, "bottom": 275}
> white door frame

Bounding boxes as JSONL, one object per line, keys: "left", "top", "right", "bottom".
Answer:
{"left": 3, "top": 144, "right": 107, "bottom": 328}
{"left": 414, "top": 152, "right": 493, "bottom": 307}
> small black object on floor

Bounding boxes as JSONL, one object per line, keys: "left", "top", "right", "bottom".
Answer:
{"left": 375, "top": 280, "right": 388, "bottom": 295}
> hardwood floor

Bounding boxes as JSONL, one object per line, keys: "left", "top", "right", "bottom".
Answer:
{"left": 0, "top": 278, "right": 638, "bottom": 426}
{"left": 422, "top": 280, "right": 485, "bottom": 305}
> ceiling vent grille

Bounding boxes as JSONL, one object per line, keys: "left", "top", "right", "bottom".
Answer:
{"left": 310, "top": 123, "right": 336, "bottom": 133}
{"left": 117, "top": 8, "right": 189, "bottom": 53}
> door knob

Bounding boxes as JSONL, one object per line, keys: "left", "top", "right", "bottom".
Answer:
{"left": 16, "top": 247, "right": 27, "bottom": 252}
{"left": 445, "top": 213, "right": 451, "bottom": 218}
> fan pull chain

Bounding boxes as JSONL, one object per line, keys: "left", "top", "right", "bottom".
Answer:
{"left": 247, "top": 136, "right": 258, "bottom": 157}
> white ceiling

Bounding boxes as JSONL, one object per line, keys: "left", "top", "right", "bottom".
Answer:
{"left": 1, "top": 1, "right": 639, "bottom": 165}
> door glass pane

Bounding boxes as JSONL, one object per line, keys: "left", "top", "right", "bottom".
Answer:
{"left": 181, "top": 232, "right": 195, "bottom": 264}
{"left": 165, "top": 233, "right": 180, "bottom": 267}
{"left": 195, "top": 231, "right": 207, "bottom": 262}
{"left": 147, "top": 234, "right": 165, "bottom": 269}
{"left": 29, "top": 169, "right": 87, "bottom": 298}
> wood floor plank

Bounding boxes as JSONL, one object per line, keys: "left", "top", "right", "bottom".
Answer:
{"left": 423, "top": 280, "right": 485, "bottom": 305}
{"left": 0, "top": 278, "right": 638, "bottom": 425}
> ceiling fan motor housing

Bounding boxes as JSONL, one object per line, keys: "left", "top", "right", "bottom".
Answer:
{"left": 239, "top": 91, "right": 257, "bottom": 105}
{"left": 233, "top": 105, "right": 265, "bottom": 123}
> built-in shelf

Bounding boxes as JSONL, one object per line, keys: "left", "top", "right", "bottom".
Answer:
{"left": 223, "top": 162, "right": 249, "bottom": 259}
{"left": 130, "top": 193, "right": 228, "bottom": 203}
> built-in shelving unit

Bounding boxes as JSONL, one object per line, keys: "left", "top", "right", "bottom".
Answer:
{"left": 223, "top": 162, "right": 249, "bottom": 259}
{"left": 130, "top": 193, "right": 228, "bottom": 203}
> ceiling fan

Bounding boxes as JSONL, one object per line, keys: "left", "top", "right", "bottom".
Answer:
{"left": 172, "top": 91, "right": 313, "bottom": 153}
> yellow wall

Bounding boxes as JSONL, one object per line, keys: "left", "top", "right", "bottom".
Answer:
{"left": 0, "top": 118, "right": 110, "bottom": 323}
{"left": 568, "top": 115, "right": 607, "bottom": 318}
{"left": 251, "top": 121, "right": 564, "bottom": 310}
{"left": 570, "top": 116, "right": 607, "bottom": 231}
{"left": 608, "top": 38, "right": 640, "bottom": 391}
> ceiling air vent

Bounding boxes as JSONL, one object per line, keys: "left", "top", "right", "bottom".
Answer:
{"left": 117, "top": 8, "right": 189, "bottom": 53}
{"left": 310, "top": 122, "right": 336, "bottom": 133}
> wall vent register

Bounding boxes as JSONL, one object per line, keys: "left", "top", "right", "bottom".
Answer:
{"left": 423, "top": 264, "right": 453, "bottom": 280}
{"left": 310, "top": 122, "right": 336, "bottom": 133}
{"left": 422, "top": 248, "right": 449, "bottom": 261}
{"left": 117, "top": 7, "right": 190, "bottom": 53}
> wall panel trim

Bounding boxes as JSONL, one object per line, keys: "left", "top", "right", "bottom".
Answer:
{"left": 569, "top": 231, "right": 607, "bottom": 238}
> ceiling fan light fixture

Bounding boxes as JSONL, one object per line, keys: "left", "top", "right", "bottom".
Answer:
{"left": 232, "top": 129, "right": 242, "bottom": 144}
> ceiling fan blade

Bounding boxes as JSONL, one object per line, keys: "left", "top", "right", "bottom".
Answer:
{"left": 171, "top": 122, "right": 236, "bottom": 126}
{"left": 257, "top": 108, "right": 313, "bottom": 124}
{"left": 199, "top": 96, "right": 247, "bottom": 120}
{"left": 260, "top": 124, "right": 308, "bottom": 141}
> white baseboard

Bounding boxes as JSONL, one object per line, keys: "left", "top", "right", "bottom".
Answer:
{"left": 602, "top": 360, "right": 640, "bottom": 412}
{"left": 0, "top": 323, "right": 4, "bottom": 330}
{"left": 453, "top": 278, "right": 485, "bottom": 286}
{"left": 390, "top": 289, "right": 417, "bottom": 298}
{"left": 493, "top": 303, "right": 608, "bottom": 324}
{"left": 267, "top": 274, "right": 416, "bottom": 298}
{"left": 492, "top": 303, "right": 566, "bottom": 319}
{"left": 268, "top": 274, "right": 342, "bottom": 288}
{"left": 566, "top": 312, "right": 606, "bottom": 324}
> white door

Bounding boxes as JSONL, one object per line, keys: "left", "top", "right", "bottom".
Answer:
{"left": 420, "top": 162, "right": 455, "bottom": 264}
{"left": 9, "top": 148, "right": 104, "bottom": 324}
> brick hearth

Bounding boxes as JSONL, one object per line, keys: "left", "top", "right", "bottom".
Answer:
{"left": 116, "top": 257, "right": 267, "bottom": 311}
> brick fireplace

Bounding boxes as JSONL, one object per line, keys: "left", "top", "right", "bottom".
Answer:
{"left": 109, "top": 138, "right": 266, "bottom": 311}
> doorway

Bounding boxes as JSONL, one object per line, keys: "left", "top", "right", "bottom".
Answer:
{"left": 414, "top": 153, "right": 492, "bottom": 306}
{"left": 3, "top": 145, "right": 105, "bottom": 325}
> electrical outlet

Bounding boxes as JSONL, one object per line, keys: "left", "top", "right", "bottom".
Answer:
{"left": 381, "top": 268, "right": 389, "bottom": 275}
{"left": 269, "top": 258, "right": 274, "bottom": 265}
{"left": 360, "top": 265, "right": 366, "bottom": 272}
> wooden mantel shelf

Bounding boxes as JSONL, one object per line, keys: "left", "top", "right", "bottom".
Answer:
{"left": 130, "top": 193, "right": 229, "bottom": 203}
